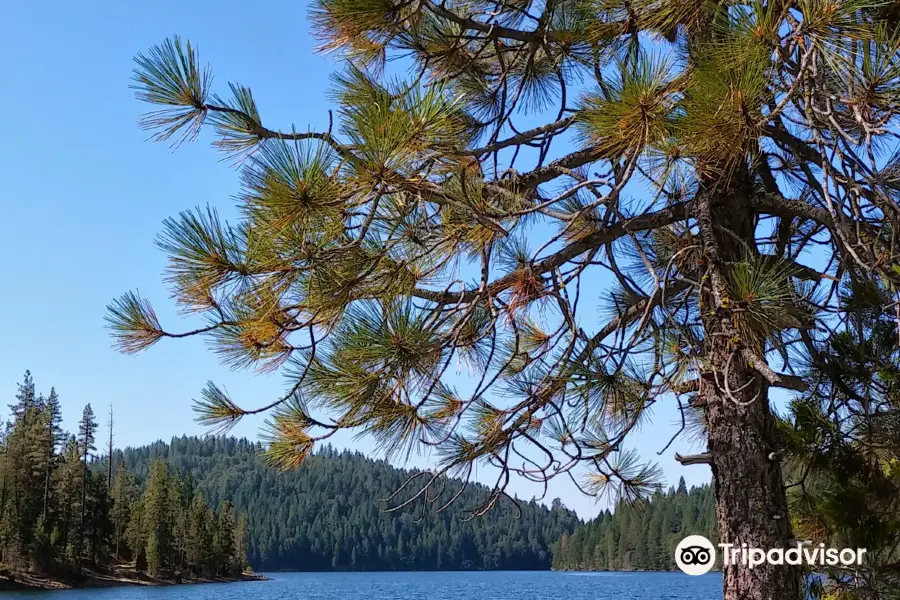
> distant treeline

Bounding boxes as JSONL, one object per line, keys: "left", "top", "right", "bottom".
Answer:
{"left": 108, "top": 436, "right": 582, "bottom": 571}
{"left": 0, "top": 371, "right": 248, "bottom": 580}
{"left": 551, "top": 479, "right": 716, "bottom": 571}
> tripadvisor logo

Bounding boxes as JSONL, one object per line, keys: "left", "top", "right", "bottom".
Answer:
{"left": 675, "top": 535, "right": 868, "bottom": 576}
{"left": 676, "top": 535, "right": 717, "bottom": 575}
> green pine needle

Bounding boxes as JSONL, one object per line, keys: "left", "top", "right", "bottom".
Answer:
{"left": 132, "top": 36, "right": 211, "bottom": 144}
{"left": 193, "top": 381, "right": 245, "bottom": 435}
{"left": 105, "top": 291, "right": 164, "bottom": 354}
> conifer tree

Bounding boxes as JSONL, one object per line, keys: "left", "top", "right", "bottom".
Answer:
{"left": 167, "top": 473, "right": 188, "bottom": 571}
{"left": 110, "top": 463, "right": 135, "bottom": 560}
{"left": 780, "top": 281, "right": 900, "bottom": 599}
{"left": 10, "top": 371, "right": 36, "bottom": 422}
{"left": 204, "top": 504, "right": 218, "bottom": 574}
{"left": 125, "top": 495, "right": 148, "bottom": 572}
{"left": 234, "top": 513, "right": 249, "bottom": 574}
{"left": 27, "top": 402, "right": 55, "bottom": 569}
{"left": 83, "top": 474, "right": 111, "bottom": 565}
{"left": 0, "top": 382, "right": 48, "bottom": 569}
{"left": 56, "top": 436, "right": 83, "bottom": 566}
{"left": 143, "top": 459, "right": 171, "bottom": 577}
{"left": 185, "top": 490, "right": 211, "bottom": 575}
{"left": 552, "top": 483, "right": 717, "bottom": 572}
{"left": 41, "top": 388, "right": 63, "bottom": 524}
{"left": 107, "top": 3, "right": 900, "bottom": 597}
{"left": 213, "top": 499, "right": 236, "bottom": 576}
{"left": 1, "top": 406, "right": 32, "bottom": 566}
{"left": 75, "top": 404, "right": 97, "bottom": 567}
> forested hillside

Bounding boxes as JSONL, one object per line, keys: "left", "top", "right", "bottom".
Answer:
{"left": 108, "top": 436, "right": 581, "bottom": 571}
{"left": 551, "top": 479, "right": 716, "bottom": 571}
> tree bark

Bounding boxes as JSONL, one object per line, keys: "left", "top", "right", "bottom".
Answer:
{"left": 702, "top": 349, "right": 801, "bottom": 600}
{"left": 697, "top": 179, "right": 802, "bottom": 600}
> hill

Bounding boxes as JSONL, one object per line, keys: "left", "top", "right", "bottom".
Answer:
{"left": 550, "top": 479, "right": 716, "bottom": 571}
{"left": 107, "top": 436, "right": 581, "bottom": 572}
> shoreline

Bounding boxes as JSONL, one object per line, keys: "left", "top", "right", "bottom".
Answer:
{"left": 0, "top": 568, "right": 270, "bottom": 591}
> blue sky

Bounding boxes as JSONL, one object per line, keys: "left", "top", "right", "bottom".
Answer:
{"left": 0, "top": 0, "right": 712, "bottom": 519}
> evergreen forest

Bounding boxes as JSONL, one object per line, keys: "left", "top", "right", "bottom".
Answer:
{"left": 110, "top": 435, "right": 581, "bottom": 571}
{"left": 551, "top": 479, "right": 716, "bottom": 572}
{"left": 1, "top": 373, "right": 581, "bottom": 578}
{"left": 0, "top": 372, "right": 249, "bottom": 582}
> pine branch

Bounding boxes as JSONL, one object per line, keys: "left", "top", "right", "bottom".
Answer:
{"left": 413, "top": 200, "right": 694, "bottom": 304}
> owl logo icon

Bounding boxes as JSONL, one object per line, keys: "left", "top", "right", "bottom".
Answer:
{"left": 675, "top": 535, "right": 716, "bottom": 575}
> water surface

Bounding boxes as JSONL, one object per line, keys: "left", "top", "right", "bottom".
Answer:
{"left": 0, "top": 571, "right": 722, "bottom": 599}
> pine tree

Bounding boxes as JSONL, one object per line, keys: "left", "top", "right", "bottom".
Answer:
{"left": 41, "top": 388, "right": 63, "bottom": 525}
{"left": 115, "top": 436, "right": 577, "bottom": 572}
{"left": 0, "top": 378, "right": 248, "bottom": 582}
{"left": 185, "top": 491, "right": 210, "bottom": 576}
{"left": 10, "top": 371, "right": 36, "bottom": 422}
{"left": 125, "top": 496, "right": 147, "bottom": 572}
{"left": 27, "top": 402, "right": 55, "bottom": 569}
{"left": 780, "top": 282, "right": 900, "bottom": 599}
{"left": 234, "top": 513, "right": 248, "bottom": 574}
{"left": 1, "top": 410, "right": 28, "bottom": 566}
{"left": 75, "top": 404, "right": 97, "bottom": 568}
{"left": 627, "top": 507, "right": 646, "bottom": 569}
{"left": 110, "top": 463, "right": 135, "bottom": 560}
{"left": 107, "top": 6, "right": 900, "bottom": 594}
{"left": 0, "top": 379, "right": 49, "bottom": 569}
{"left": 83, "top": 474, "right": 111, "bottom": 565}
{"left": 645, "top": 504, "right": 664, "bottom": 571}
{"left": 56, "top": 436, "right": 83, "bottom": 567}
{"left": 204, "top": 505, "right": 218, "bottom": 574}
{"left": 213, "top": 500, "right": 236, "bottom": 576}
{"left": 167, "top": 474, "right": 187, "bottom": 572}
{"left": 143, "top": 459, "right": 171, "bottom": 577}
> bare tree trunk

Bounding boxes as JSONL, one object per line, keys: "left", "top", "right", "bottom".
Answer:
{"left": 697, "top": 180, "right": 802, "bottom": 600}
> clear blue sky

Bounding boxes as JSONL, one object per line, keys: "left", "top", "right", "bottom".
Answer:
{"left": 0, "top": 0, "right": 712, "bottom": 519}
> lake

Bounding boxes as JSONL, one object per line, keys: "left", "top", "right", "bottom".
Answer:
{"left": 0, "top": 571, "right": 722, "bottom": 599}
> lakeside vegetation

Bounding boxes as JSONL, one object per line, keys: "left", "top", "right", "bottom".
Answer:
{"left": 0, "top": 373, "right": 251, "bottom": 588}
{"left": 1, "top": 375, "right": 579, "bottom": 584}
{"left": 551, "top": 480, "right": 716, "bottom": 572}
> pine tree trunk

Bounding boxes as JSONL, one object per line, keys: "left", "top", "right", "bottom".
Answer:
{"left": 698, "top": 181, "right": 802, "bottom": 600}
{"left": 702, "top": 347, "right": 801, "bottom": 600}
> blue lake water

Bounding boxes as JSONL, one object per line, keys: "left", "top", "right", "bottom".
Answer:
{"left": 0, "top": 571, "right": 722, "bottom": 599}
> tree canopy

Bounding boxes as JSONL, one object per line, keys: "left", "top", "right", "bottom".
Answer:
{"left": 107, "top": 2, "right": 900, "bottom": 598}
